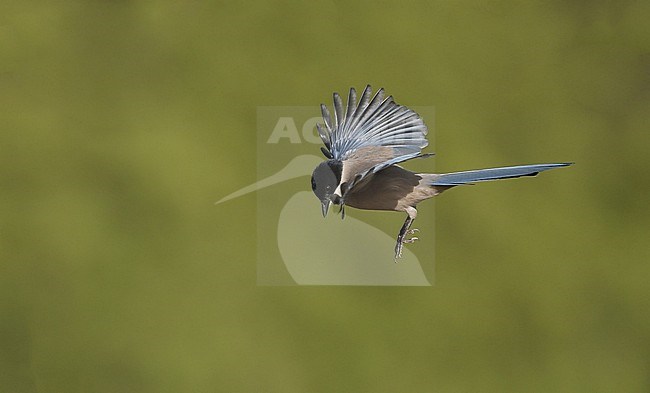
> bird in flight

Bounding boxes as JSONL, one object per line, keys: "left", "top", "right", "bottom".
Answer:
{"left": 310, "top": 85, "right": 571, "bottom": 260}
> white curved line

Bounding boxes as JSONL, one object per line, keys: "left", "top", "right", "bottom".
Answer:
{"left": 215, "top": 154, "right": 323, "bottom": 205}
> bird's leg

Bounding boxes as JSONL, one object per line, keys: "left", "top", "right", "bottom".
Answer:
{"left": 394, "top": 214, "right": 419, "bottom": 261}
{"left": 394, "top": 216, "right": 414, "bottom": 261}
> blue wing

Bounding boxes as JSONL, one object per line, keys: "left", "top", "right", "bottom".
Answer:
{"left": 317, "top": 85, "right": 430, "bottom": 193}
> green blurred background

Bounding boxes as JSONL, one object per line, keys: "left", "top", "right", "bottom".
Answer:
{"left": 2, "top": 1, "right": 649, "bottom": 392}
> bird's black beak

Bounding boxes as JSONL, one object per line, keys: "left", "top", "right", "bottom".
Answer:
{"left": 321, "top": 200, "right": 331, "bottom": 217}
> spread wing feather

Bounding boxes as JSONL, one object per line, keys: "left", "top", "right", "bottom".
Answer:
{"left": 318, "top": 85, "right": 430, "bottom": 194}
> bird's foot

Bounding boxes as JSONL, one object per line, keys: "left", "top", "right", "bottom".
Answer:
{"left": 404, "top": 228, "right": 419, "bottom": 240}
{"left": 394, "top": 242, "right": 404, "bottom": 262}
{"left": 394, "top": 229, "right": 419, "bottom": 261}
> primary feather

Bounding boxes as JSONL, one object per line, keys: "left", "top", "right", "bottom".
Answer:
{"left": 319, "top": 85, "right": 430, "bottom": 194}
{"left": 320, "top": 86, "right": 428, "bottom": 161}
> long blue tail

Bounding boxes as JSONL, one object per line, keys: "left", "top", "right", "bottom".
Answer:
{"left": 432, "top": 163, "right": 572, "bottom": 186}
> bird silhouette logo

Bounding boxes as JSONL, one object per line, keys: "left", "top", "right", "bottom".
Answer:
{"left": 216, "top": 154, "right": 432, "bottom": 286}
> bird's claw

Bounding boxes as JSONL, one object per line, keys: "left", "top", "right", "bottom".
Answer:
{"left": 394, "top": 228, "right": 419, "bottom": 262}
{"left": 394, "top": 244, "right": 404, "bottom": 262}
{"left": 404, "top": 228, "right": 419, "bottom": 243}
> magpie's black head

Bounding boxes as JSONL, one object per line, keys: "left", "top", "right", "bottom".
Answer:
{"left": 311, "top": 160, "right": 342, "bottom": 217}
